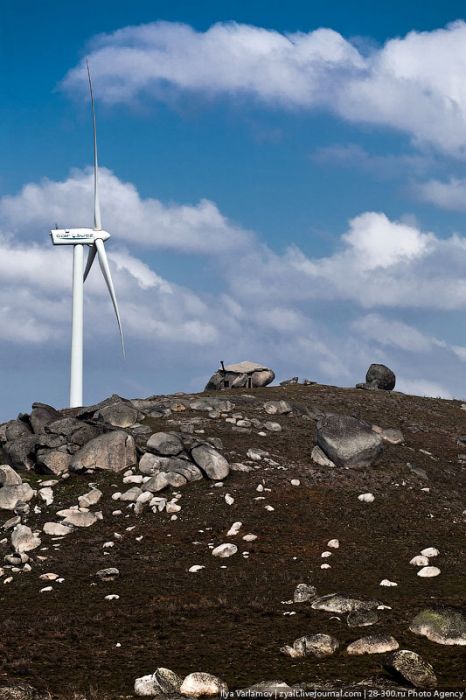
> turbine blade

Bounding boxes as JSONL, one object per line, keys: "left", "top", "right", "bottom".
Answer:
{"left": 95, "top": 238, "right": 125, "bottom": 358}
{"left": 83, "top": 245, "right": 97, "bottom": 281}
{"left": 86, "top": 61, "right": 102, "bottom": 231}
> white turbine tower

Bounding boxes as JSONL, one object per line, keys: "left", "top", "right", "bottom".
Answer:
{"left": 51, "top": 62, "right": 125, "bottom": 408}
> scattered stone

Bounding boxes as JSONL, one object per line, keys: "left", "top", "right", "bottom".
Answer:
{"left": 386, "top": 649, "right": 437, "bottom": 688}
{"left": 410, "top": 608, "right": 466, "bottom": 645}
{"left": 264, "top": 422, "right": 282, "bottom": 432}
{"left": 142, "top": 473, "right": 170, "bottom": 493}
{"left": 227, "top": 522, "right": 242, "bottom": 536}
{"left": 358, "top": 493, "right": 375, "bottom": 503}
{"left": 242, "top": 534, "right": 257, "bottom": 542}
{"left": 180, "top": 672, "right": 228, "bottom": 698}
{"left": 189, "top": 565, "right": 205, "bottom": 573}
{"left": 293, "top": 583, "right": 317, "bottom": 603}
{"left": 62, "top": 511, "right": 98, "bottom": 528}
{"left": 78, "top": 489, "right": 102, "bottom": 508}
{"left": 312, "top": 594, "right": 380, "bottom": 614}
{"left": 263, "top": 400, "right": 292, "bottom": 415}
{"left": 347, "top": 634, "right": 399, "bottom": 655}
{"left": 317, "top": 414, "right": 383, "bottom": 469}
{"left": 347, "top": 610, "right": 379, "bottom": 627}
{"left": 380, "top": 579, "right": 398, "bottom": 587}
{"left": 290, "top": 479, "right": 300, "bottom": 486}
{"left": 410, "top": 555, "right": 430, "bottom": 566}
{"left": 417, "top": 566, "right": 440, "bottom": 578}
{"left": 281, "top": 633, "right": 339, "bottom": 658}
{"left": 191, "top": 445, "right": 229, "bottom": 480}
{"left": 212, "top": 543, "right": 238, "bottom": 558}
{"left": 420, "top": 547, "right": 439, "bottom": 558}
{"left": 119, "top": 487, "right": 143, "bottom": 502}
{"left": 327, "top": 539, "right": 340, "bottom": 548}
{"left": 153, "top": 667, "right": 183, "bottom": 694}
{"left": 95, "top": 568, "right": 120, "bottom": 582}
{"left": 0, "top": 484, "right": 34, "bottom": 511}
{"left": 11, "top": 525, "right": 41, "bottom": 553}
{"left": 38, "top": 487, "right": 53, "bottom": 506}
{"left": 224, "top": 494, "right": 234, "bottom": 505}
{"left": 43, "top": 522, "right": 73, "bottom": 537}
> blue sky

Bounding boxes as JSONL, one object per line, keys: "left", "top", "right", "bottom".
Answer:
{"left": 2, "top": 1, "right": 466, "bottom": 418}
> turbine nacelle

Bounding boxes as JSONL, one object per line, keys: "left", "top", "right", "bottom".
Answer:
{"left": 50, "top": 229, "right": 111, "bottom": 246}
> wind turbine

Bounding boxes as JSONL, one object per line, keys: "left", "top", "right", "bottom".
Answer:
{"left": 51, "top": 62, "right": 125, "bottom": 408}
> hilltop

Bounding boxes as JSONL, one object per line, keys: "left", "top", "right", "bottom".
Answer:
{"left": 0, "top": 382, "right": 464, "bottom": 699}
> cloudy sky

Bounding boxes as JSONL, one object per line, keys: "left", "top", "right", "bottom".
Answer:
{"left": 2, "top": 0, "right": 466, "bottom": 419}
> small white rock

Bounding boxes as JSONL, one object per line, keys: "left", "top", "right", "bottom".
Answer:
{"left": 40, "top": 586, "right": 53, "bottom": 593}
{"left": 242, "top": 533, "right": 257, "bottom": 542}
{"left": 212, "top": 543, "right": 238, "bottom": 558}
{"left": 105, "top": 594, "right": 120, "bottom": 600}
{"left": 380, "top": 579, "right": 398, "bottom": 587}
{"left": 290, "top": 479, "right": 300, "bottom": 486}
{"left": 420, "top": 547, "right": 439, "bottom": 558}
{"left": 358, "top": 493, "right": 375, "bottom": 503}
{"left": 410, "top": 555, "right": 430, "bottom": 566}
{"left": 224, "top": 494, "right": 234, "bottom": 506}
{"left": 227, "top": 522, "right": 242, "bottom": 536}
{"left": 327, "top": 539, "right": 340, "bottom": 549}
{"left": 321, "top": 551, "right": 332, "bottom": 558}
{"left": 320, "top": 563, "right": 331, "bottom": 569}
{"left": 189, "top": 565, "right": 205, "bottom": 573}
{"left": 265, "top": 505, "right": 275, "bottom": 512}
{"left": 417, "top": 566, "right": 441, "bottom": 578}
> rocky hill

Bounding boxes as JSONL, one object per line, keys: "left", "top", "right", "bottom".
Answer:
{"left": 0, "top": 383, "right": 464, "bottom": 699}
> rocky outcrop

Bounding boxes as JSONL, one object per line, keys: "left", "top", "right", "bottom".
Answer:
{"left": 205, "top": 361, "right": 275, "bottom": 391}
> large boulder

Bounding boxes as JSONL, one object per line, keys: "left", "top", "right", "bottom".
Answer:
{"left": 3, "top": 436, "right": 38, "bottom": 471}
{"left": 30, "top": 403, "right": 61, "bottom": 434}
{"left": 96, "top": 400, "right": 140, "bottom": 428}
{"left": 36, "top": 449, "right": 71, "bottom": 475}
{"left": 4, "top": 420, "right": 32, "bottom": 442}
{"left": 386, "top": 649, "right": 437, "bottom": 688}
{"left": 409, "top": 608, "right": 466, "bottom": 646}
{"left": 316, "top": 414, "right": 383, "bottom": 468}
{"left": 365, "top": 363, "right": 396, "bottom": 390}
{"left": 191, "top": 444, "right": 230, "bottom": 480}
{"left": 146, "top": 432, "right": 184, "bottom": 456}
{"left": 70, "top": 431, "right": 137, "bottom": 473}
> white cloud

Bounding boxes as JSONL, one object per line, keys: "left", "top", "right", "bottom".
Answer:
{"left": 64, "top": 20, "right": 466, "bottom": 155}
{"left": 226, "top": 211, "right": 466, "bottom": 310}
{"left": 0, "top": 168, "right": 253, "bottom": 255}
{"left": 352, "top": 314, "right": 446, "bottom": 352}
{"left": 415, "top": 177, "right": 466, "bottom": 211}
